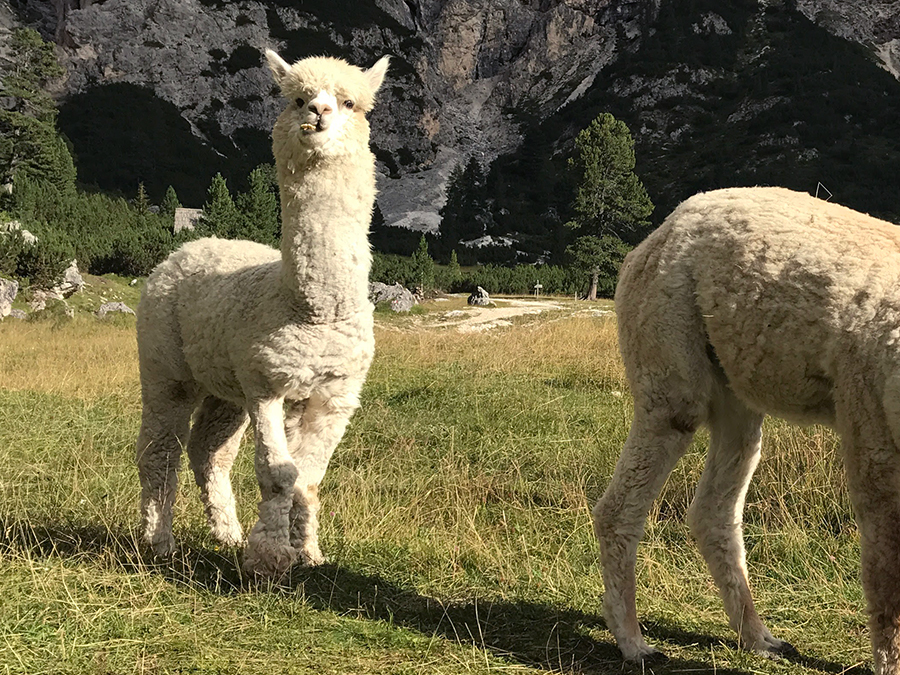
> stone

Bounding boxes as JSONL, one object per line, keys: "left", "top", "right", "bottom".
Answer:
{"left": 368, "top": 281, "right": 417, "bottom": 312}
{"left": 56, "top": 260, "right": 85, "bottom": 297}
{"left": 7, "top": 309, "right": 26, "bottom": 320}
{"left": 28, "top": 289, "right": 64, "bottom": 312}
{"left": 95, "top": 301, "right": 136, "bottom": 319}
{"left": 0, "top": 277, "right": 18, "bottom": 318}
{"left": 467, "top": 286, "right": 492, "bottom": 306}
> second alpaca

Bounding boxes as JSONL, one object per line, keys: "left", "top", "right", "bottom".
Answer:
{"left": 135, "top": 50, "right": 389, "bottom": 578}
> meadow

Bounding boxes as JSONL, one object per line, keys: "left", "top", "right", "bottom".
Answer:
{"left": 0, "top": 298, "right": 870, "bottom": 674}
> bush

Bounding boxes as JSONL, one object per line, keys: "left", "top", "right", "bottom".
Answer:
{"left": 15, "top": 229, "right": 73, "bottom": 288}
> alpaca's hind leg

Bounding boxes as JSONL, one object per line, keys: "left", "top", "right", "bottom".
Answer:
{"left": 593, "top": 404, "right": 700, "bottom": 661}
{"left": 186, "top": 396, "right": 250, "bottom": 548}
{"left": 136, "top": 384, "right": 193, "bottom": 557}
{"left": 285, "top": 390, "right": 361, "bottom": 566}
{"left": 843, "top": 436, "right": 900, "bottom": 675}
{"left": 688, "top": 387, "right": 790, "bottom": 656}
{"left": 242, "top": 396, "right": 299, "bottom": 578}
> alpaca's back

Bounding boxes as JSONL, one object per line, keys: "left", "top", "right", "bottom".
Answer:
{"left": 137, "top": 237, "right": 281, "bottom": 402}
{"left": 616, "top": 187, "right": 900, "bottom": 426}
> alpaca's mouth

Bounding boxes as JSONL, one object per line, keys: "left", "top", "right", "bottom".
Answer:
{"left": 300, "top": 123, "right": 317, "bottom": 132}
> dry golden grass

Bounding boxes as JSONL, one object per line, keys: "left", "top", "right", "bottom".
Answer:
{"left": 0, "top": 317, "right": 140, "bottom": 400}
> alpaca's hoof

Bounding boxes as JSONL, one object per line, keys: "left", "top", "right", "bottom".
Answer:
{"left": 211, "top": 525, "right": 245, "bottom": 549}
{"left": 242, "top": 541, "right": 298, "bottom": 579}
{"left": 298, "top": 545, "right": 327, "bottom": 567}
{"left": 620, "top": 639, "right": 666, "bottom": 664}
{"left": 748, "top": 634, "right": 798, "bottom": 659}
{"left": 144, "top": 531, "right": 176, "bottom": 558}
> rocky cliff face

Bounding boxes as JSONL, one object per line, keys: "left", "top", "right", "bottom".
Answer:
{"left": 7, "top": 0, "right": 658, "bottom": 229}
{"left": 4, "top": 0, "right": 900, "bottom": 261}
{"left": 795, "top": 0, "right": 900, "bottom": 78}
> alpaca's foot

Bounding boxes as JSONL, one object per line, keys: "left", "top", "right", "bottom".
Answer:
{"left": 742, "top": 630, "right": 797, "bottom": 659}
{"left": 210, "top": 522, "right": 245, "bottom": 549}
{"left": 618, "top": 637, "right": 666, "bottom": 664}
{"left": 242, "top": 539, "right": 298, "bottom": 579}
{"left": 143, "top": 530, "right": 176, "bottom": 558}
{"left": 296, "top": 542, "right": 327, "bottom": 567}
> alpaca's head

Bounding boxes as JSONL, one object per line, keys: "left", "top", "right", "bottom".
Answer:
{"left": 266, "top": 50, "right": 389, "bottom": 158}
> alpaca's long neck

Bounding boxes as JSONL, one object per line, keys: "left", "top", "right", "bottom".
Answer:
{"left": 277, "top": 151, "right": 375, "bottom": 322}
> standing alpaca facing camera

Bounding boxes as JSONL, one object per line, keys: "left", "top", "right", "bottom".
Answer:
{"left": 135, "top": 50, "right": 388, "bottom": 578}
{"left": 594, "top": 187, "right": 900, "bottom": 674}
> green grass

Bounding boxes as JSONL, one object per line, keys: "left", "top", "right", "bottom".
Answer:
{"left": 0, "top": 309, "right": 873, "bottom": 674}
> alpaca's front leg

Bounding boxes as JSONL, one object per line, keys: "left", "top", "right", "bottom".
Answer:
{"left": 243, "top": 396, "right": 300, "bottom": 578}
{"left": 286, "top": 389, "right": 361, "bottom": 565}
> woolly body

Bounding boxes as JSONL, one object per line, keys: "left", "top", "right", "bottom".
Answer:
{"left": 594, "top": 186, "right": 900, "bottom": 674}
{"left": 136, "top": 51, "right": 388, "bottom": 578}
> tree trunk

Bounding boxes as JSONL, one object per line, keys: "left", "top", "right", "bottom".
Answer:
{"left": 587, "top": 269, "right": 599, "bottom": 301}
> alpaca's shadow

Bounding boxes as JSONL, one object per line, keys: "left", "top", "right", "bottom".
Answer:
{"left": 0, "top": 518, "right": 869, "bottom": 675}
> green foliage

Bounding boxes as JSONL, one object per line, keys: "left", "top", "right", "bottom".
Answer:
{"left": 233, "top": 164, "right": 280, "bottom": 246}
{"left": 134, "top": 182, "right": 150, "bottom": 215}
{"left": 14, "top": 228, "right": 73, "bottom": 288}
{"left": 566, "top": 235, "right": 631, "bottom": 300}
{"left": 0, "top": 29, "right": 75, "bottom": 192}
{"left": 371, "top": 250, "right": 583, "bottom": 296}
{"left": 0, "top": 227, "right": 25, "bottom": 277}
{"left": 410, "top": 235, "right": 435, "bottom": 291}
{"left": 200, "top": 172, "right": 241, "bottom": 237}
{"left": 160, "top": 185, "right": 181, "bottom": 219}
{"left": 438, "top": 157, "right": 492, "bottom": 256}
{"left": 567, "top": 113, "right": 654, "bottom": 239}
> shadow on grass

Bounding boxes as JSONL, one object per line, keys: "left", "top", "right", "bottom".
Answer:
{"left": 0, "top": 518, "right": 870, "bottom": 675}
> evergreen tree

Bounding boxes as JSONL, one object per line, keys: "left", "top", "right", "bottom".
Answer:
{"left": 566, "top": 113, "right": 653, "bottom": 300}
{"left": 565, "top": 235, "right": 630, "bottom": 301}
{"left": 134, "top": 182, "right": 150, "bottom": 215}
{"left": 438, "top": 157, "right": 491, "bottom": 255}
{"left": 160, "top": 185, "right": 181, "bottom": 219}
{"left": 567, "top": 113, "right": 654, "bottom": 238}
{"left": 235, "top": 164, "right": 280, "bottom": 245}
{"left": 410, "top": 234, "right": 435, "bottom": 291}
{"left": 0, "top": 28, "right": 75, "bottom": 192}
{"left": 447, "top": 249, "right": 461, "bottom": 282}
{"left": 200, "top": 173, "right": 240, "bottom": 238}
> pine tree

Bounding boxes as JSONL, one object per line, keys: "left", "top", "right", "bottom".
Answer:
{"left": 235, "top": 164, "right": 280, "bottom": 245}
{"left": 410, "top": 234, "right": 435, "bottom": 292}
{"left": 567, "top": 113, "right": 654, "bottom": 238}
{"left": 0, "top": 28, "right": 75, "bottom": 192}
{"left": 160, "top": 185, "right": 181, "bottom": 219}
{"left": 567, "top": 113, "right": 653, "bottom": 299}
{"left": 439, "top": 157, "right": 491, "bottom": 252}
{"left": 200, "top": 173, "right": 240, "bottom": 238}
{"left": 134, "top": 182, "right": 150, "bottom": 215}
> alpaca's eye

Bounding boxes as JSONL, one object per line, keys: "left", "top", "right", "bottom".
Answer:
{"left": 295, "top": 98, "right": 304, "bottom": 108}
{"left": 343, "top": 100, "right": 354, "bottom": 109}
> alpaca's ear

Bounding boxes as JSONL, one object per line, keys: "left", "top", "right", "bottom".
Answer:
{"left": 265, "top": 49, "right": 292, "bottom": 88}
{"left": 365, "top": 56, "right": 390, "bottom": 94}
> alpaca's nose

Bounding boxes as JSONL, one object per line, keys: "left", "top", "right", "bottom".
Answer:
{"left": 308, "top": 101, "right": 332, "bottom": 117}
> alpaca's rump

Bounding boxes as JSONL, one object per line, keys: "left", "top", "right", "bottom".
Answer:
{"left": 617, "top": 187, "right": 900, "bottom": 426}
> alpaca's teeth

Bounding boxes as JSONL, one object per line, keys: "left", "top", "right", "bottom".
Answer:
{"left": 300, "top": 123, "right": 316, "bottom": 131}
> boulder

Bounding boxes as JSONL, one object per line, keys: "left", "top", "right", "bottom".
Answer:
{"left": 7, "top": 309, "right": 26, "bottom": 320}
{"left": 56, "top": 260, "right": 85, "bottom": 297}
{"left": 28, "top": 289, "right": 64, "bottom": 312}
{"left": 0, "top": 277, "right": 18, "bottom": 318}
{"left": 96, "top": 301, "right": 135, "bottom": 319}
{"left": 368, "top": 282, "right": 417, "bottom": 312}
{"left": 467, "top": 286, "right": 492, "bottom": 306}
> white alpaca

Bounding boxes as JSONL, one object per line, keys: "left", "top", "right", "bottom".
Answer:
{"left": 135, "top": 50, "right": 389, "bottom": 578}
{"left": 594, "top": 187, "right": 900, "bottom": 674}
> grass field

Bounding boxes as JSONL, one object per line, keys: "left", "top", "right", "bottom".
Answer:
{"left": 0, "top": 299, "right": 872, "bottom": 674}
